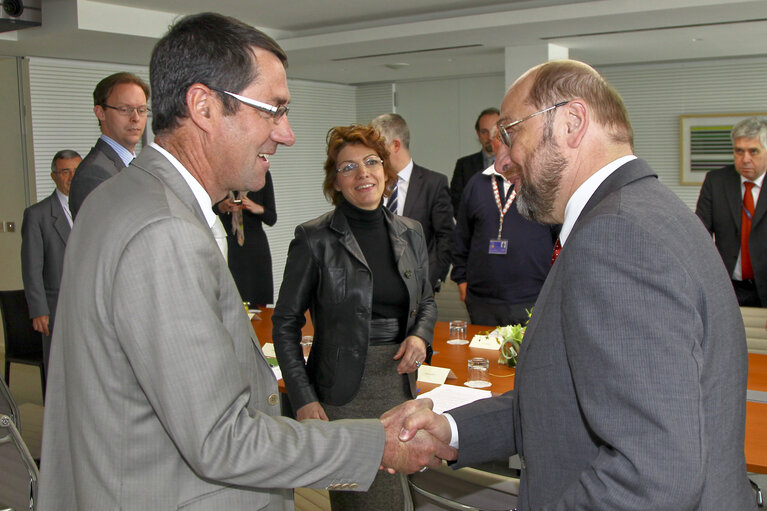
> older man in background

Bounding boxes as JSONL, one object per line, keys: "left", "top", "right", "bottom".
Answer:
{"left": 21, "top": 149, "right": 81, "bottom": 372}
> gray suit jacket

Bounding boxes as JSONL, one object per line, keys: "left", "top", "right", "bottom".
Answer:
{"left": 38, "top": 146, "right": 385, "bottom": 510}
{"left": 696, "top": 164, "right": 767, "bottom": 303}
{"left": 402, "top": 163, "right": 454, "bottom": 288}
{"left": 21, "top": 191, "right": 70, "bottom": 367}
{"left": 450, "top": 159, "right": 754, "bottom": 510}
{"left": 68, "top": 138, "right": 125, "bottom": 219}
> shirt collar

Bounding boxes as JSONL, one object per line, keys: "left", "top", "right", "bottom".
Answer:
{"left": 100, "top": 134, "right": 136, "bottom": 167}
{"left": 397, "top": 159, "right": 414, "bottom": 182}
{"left": 741, "top": 172, "right": 766, "bottom": 188}
{"left": 149, "top": 142, "right": 216, "bottom": 229}
{"left": 560, "top": 155, "right": 637, "bottom": 246}
{"left": 55, "top": 189, "right": 73, "bottom": 227}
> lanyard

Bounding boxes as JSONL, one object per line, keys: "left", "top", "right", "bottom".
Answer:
{"left": 491, "top": 175, "right": 516, "bottom": 239}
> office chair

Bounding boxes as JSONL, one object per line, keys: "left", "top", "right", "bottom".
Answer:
{"left": 408, "top": 463, "right": 519, "bottom": 511}
{"left": 0, "top": 290, "right": 45, "bottom": 396}
{"left": 0, "top": 412, "right": 39, "bottom": 511}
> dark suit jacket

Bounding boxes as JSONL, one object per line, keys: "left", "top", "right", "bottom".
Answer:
{"left": 21, "top": 191, "right": 70, "bottom": 367}
{"left": 402, "top": 164, "right": 454, "bottom": 288}
{"left": 696, "top": 164, "right": 767, "bottom": 303}
{"left": 449, "top": 159, "right": 754, "bottom": 509}
{"left": 450, "top": 151, "right": 485, "bottom": 217}
{"left": 68, "top": 138, "right": 126, "bottom": 218}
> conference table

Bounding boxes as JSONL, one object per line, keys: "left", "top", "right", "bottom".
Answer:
{"left": 252, "top": 309, "right": 767, "bottom": 474}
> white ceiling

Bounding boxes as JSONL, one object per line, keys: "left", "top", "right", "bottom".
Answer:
{"left": 1, "top": 0, "right": 766, "bottom": 85}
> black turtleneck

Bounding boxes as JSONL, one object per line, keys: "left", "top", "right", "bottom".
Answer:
{"left": 338, "top": 200, "right": 409, "bottom": 330}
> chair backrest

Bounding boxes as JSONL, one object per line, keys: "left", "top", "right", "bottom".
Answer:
{"left": 0, "top": 414, "right": 39, "bottom": 511}
{"left": 0, "top": 290, "right": 43, "bottom": 361}
{"left": 0, "top": 379, "right": 20, "bottom": 431}
{"left": 408, "top": 465, "right": 519, "bottom": 511}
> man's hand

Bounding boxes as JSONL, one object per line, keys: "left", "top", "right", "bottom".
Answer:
{"left": 32, "top": 315, "right": 50, "bottom": 336}
{"left": 380, "top": 399, "right": 456, "bottom": 474}
{"left": 457, "top": 282, "right": 467, "bottom": 302}
{"left": 296, "top": 401, "right": 329, "bottom": 421}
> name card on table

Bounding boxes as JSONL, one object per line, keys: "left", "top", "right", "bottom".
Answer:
{"left": 469, "top": 334, "right": 502, "bottom": 351}
{"left": 417, "top": 365, "right": 456, "bottom": 385}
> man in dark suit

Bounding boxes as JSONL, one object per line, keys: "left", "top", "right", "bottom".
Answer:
{"left": 386, "top": 60, "right": 755, "bottom": 509}
{"left": 449, "top": 107, "right": 499, "bottom": 216}
{"left": 21, "top": 149, "right": 81, "bottom": 370}
{"left": 696, "top": 117, "right": 767, "bottom": 307}
{"left": 371, "top": 113, "right": 454, "bottom": 291}
{"left": 68, "top": 72, "right": 150, "bottom": 218}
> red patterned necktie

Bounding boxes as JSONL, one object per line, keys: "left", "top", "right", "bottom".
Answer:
{"left": 741, "top": 182, "right": 756, "bottom": 280}
{"left": 551, "top": 238, "right": 562, "bottom": 266}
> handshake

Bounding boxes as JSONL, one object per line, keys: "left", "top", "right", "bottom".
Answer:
{"left": 378, "top": 398, "right": 458, "bottom": 474}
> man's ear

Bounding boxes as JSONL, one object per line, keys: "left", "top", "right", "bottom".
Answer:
{"left": 563, "top": 100, "right": 588, "bottom": 148}
{"left": 94, "top": 105, "right": 106, "bottom": 123}
{"left": 186, "top": 84, "right": 216, "bottom": 131}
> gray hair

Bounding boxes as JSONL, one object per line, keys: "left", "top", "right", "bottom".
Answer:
{"left": 51, "top": 149, "right": 81, "bottom": 172}
{"left": 731, "top": 117, "right": 767, "bottom": 148}
{"left": 370, "top": 113, "right": 410, "bottom": 150}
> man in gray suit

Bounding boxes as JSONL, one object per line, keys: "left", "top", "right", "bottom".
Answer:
{"left": 68, "top": 71, "right": 150, "bottom": 218}
{"left": 21, "top": 149, "right": 81, "bottom": 371}
{"left": 38, "top": 13, "right": 453, "bottom": 511}
{"left": 387, "top": 60, "right": 755, "bottom": 509}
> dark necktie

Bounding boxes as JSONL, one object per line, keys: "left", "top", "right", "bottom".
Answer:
{"left": 551, "top": 238, "right": 562, "bottom": 266}
{"left": 387, "top": 182, "right": 398, "bottom": 214}
{"left": 741, "top": 182, "right": 756, "bottom": 280}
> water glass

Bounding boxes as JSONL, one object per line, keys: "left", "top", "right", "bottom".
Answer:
{"left": 447, "top": 320, "right": 468, "bottom": 345}
{"left": 466, "top": 357, "right": 491, "bottom": 388}
{"left": 300, "top": 336, "right": 313, "bottom": 358}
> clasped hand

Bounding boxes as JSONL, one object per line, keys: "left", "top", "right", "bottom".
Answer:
{"left": 379, "top": 398, "right": 457, "bottom": 474}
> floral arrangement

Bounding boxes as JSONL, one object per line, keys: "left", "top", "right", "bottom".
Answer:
{"left": 497, "top": 323, "right": 526, "bottom": 367}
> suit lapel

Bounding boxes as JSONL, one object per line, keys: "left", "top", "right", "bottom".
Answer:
{"left": 724, "top": 169, "right": 744, "bottom": 228}
{"left": 48, "top": 192, "right": 71, "bottom": 244}
{"left": 329, "top": 208, "right": 369, "bottom": 269}
{"left": 95, "top": 138, "right": 128, "bottom": 175}
{"left": 402, "top": 165, "right": 423, "bottom": 217}
{"left": 751, "top": 179, "right": 767, "bottom": 228}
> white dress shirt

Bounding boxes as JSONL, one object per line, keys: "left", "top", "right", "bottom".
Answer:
{"left": 55, "top": 189, "right": 73, "bottom": 228}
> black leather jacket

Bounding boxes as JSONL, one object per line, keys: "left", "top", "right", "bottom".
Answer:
{"left": 273, "top": 207, "right": 436, "bottom": 409}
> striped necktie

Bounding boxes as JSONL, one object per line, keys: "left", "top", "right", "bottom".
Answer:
{"left": 387, "top": 181, "right": 398, "bottom": 214}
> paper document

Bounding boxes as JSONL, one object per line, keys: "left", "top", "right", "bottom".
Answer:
{"left": 469, "top": 334, "right": 502, "bottom": 351}
{"left": 417, "top": 384, "right": 492, "bottom": 414}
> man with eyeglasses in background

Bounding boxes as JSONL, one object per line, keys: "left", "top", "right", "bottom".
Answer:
{"left": 68, "top": 72, "right": 150, "bottom": 218}
{"left": 21, "top": 149, "right": 81, "bottom": 374}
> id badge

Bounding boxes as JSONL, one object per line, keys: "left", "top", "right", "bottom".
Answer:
{"left": 488, "top": 238, "right": 508, "bottom": 255}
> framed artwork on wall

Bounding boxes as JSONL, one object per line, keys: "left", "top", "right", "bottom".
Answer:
{"left": 680, "top": 112, "right": 767, "bottom": 185}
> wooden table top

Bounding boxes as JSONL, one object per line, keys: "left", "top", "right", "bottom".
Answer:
{"left": 253, "top": 309, "right": 767, "bottom": 473}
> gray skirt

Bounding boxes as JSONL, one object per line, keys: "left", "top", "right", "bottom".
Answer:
{"left": 322, "top": 343, "right": 411, "bottom": 511}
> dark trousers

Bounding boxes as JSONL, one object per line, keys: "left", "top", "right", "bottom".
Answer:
{"left": 732, "top": 279, "right": 762, "bottom": 307}
{"left": 465, "top": 295, "right": 535, "bottom": 326}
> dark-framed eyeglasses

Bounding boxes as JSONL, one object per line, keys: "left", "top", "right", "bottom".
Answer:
{"left": 210, "top": 88, "right": 289, "bottom": 122}
{"left": 336, "top": 156, "right": 384, "bottom": 176}
{"left": 102, "top": 104, "right": 151, "bottom": 117}
{"left": 497, "top": 101, "right": 569, "bottom": 147}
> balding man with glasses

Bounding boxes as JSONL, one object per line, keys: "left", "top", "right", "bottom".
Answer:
{"left": 68, "top": 71, "right": 150, "bottom": 218}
